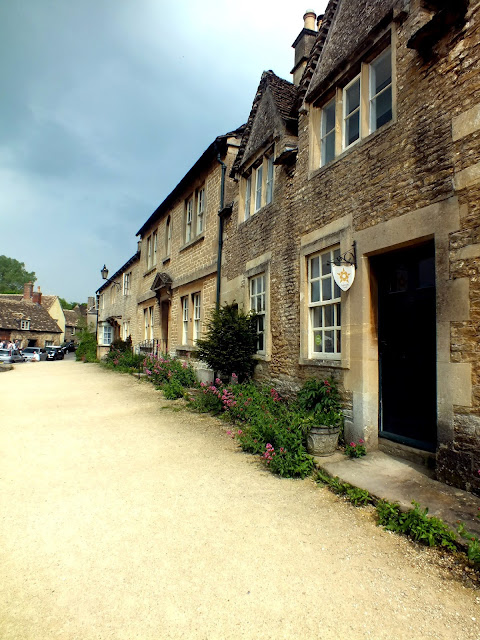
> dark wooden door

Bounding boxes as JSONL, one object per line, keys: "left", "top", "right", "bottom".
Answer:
{"left": 373, "top": 241, "right": 437, "bottom": 450}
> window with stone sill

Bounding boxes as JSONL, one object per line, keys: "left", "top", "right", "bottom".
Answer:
{"left": 193, "top": 292, "right": 201, "bottom": 343}
{"left": 20, "top": 319, "right": 30, "bottom": 330}
{"left": 144, "top": 306, "right": 154, "bottom": 341}
{"left": 123, "top": 271, "right": 131, "bottom": 296}
{"left": 308, "top": 246, "right": 342, "bottom": 359}
{"left": 314, "top": 46, "right": 393, "bottom": 168}
{"left": 146, "top": 230, "right": 158, "bottom": 270}
{"left": 181, "top": 296, "right": 189, "bottom": 344}
{"left": 100, "top": 323, "right": 113, "bottom": 346}
{"left": 243, "top": 152, "right": 275, "bottom": 221}
{"left": 249, "top": 273, "right": 266, "bottom": 354}
{"left": 165, "top": 215, "right": 172, "bottom": 257}
{"left": 184, "top": 185, "right": 206, "bottom": 244}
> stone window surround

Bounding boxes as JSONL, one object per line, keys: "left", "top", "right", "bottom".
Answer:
{"left": 20, "top": 319, "right": 30, "bottom": 330}
{"left": 299, "top": 217, "right": 352, "bottom": 368}
{"left": 309, "top": 26, "right": 396, "bottom": 172}
{"left": 184, "top": 183, "right": 206, "bottom": 245}
{"left": 240, "top": 145, "right": 275, "bottom": 222}
{"left": 244, "top": 252, "right": 272, "bottom": 361}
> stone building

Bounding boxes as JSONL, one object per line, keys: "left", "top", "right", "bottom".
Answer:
{"left": 0, "top": 282, "right": 63, "bottom": 347}
{"left": 97, "top": 129, "right": 243, "bottom": 378}
{"left": 220, "top": 0, "right": 480, "bottom": 494}
{"left": 93, "top": 0, "right": 480, "bottom": 494}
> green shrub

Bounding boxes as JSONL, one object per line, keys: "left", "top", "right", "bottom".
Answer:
{"left": 195, "top": 303, "right": 258, "bottom": 382}
{"left": 75, "top": 329, "right": 98, "bottom": 363}
{"left": 297, "top": 377, "right": 341, "bottom": 414}
{"left": 163, "top": 379, "right": 185, "bottom": 399}
{"left": 193, "top": 379, "right": 314, "bottom": 478}
{"left": 376, "top": 500, "right": 457, "bottom": 550}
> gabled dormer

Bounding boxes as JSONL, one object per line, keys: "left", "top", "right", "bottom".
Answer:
{"left": 231, "top": 71, "right": 298, "bottom": 222}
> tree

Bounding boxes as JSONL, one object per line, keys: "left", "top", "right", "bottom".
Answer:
{"left": 0, "top": 256, "right": 36, "bottom": 294}
{"left": 195, "top": 303, "right": 258, "bottom": 382}
{"left": 59, "top": 297, "right": 81, "bottom": 310}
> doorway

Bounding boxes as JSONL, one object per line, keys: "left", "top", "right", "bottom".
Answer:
{"left": 372, "top": 241, "right": 437, "bottom": 451}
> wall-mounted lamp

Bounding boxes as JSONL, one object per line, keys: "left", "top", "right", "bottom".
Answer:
{"left": 100, "top": 265, "right": 121, "bottom": 289}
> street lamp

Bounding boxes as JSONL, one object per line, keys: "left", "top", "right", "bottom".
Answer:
{"left": 101, "top": 265, "right": 109, "bottom": 280}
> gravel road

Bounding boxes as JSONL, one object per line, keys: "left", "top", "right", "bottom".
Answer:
{"left": 1, "top": 359, "right": 479, "bottom": 639}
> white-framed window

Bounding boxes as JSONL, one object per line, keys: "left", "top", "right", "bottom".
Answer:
{"left": 72, "top": 327, "right": 76, "bottom": 336}
{"left": 244, "top": 175, "right": 252, "bottom": 219}
{"left": 20, "top": 319, "right": 30, "bottom": 330}
{"left": 308, "top": 247, "right": 342, "bottom": 358}
{"left": 182, "top": 296, "right": 189, "bottom": 344}
{"left": 153, "top": 231, "right": 157, "bottom": 266}
{"left": 250, "top": 274, "right": 266, "bottom": 354}
{"left": 197, "top": 188, "right": 205, "bottom": 235}
{"left": 101, "top": 323, "right": 113, "bottom": 346}
{"left": 144, "top": 307, "right": 154, "bottom": 340}
{"left": 321, "top": 98, "right": 336, "bottom": 166}
{"left": 110, "top": 285, "right": 117, "bottom": 305}
{"left": 243, "top": 149, "right": 275, "bottom": 220}
{"left": 254, "top": 165, "right": 263, "bottom": 212}
{"left": 369, "top": 47, "right": 392, "bottom": 133}
{"left": 343, "top": 75, "right": 361, "bottom": 149}
{"left": 185, "top": 198, "right": 193, "bottom": 242}
{"left": 45, "top": 340, "right": 53, "bottom": 347}
{"left": 146, "top": 235, "right": 152, "bottom": 269}
{"left": 266, "top": 155, "right": 274, "bottom": 205}
{"left": 193, "top": 293, "right": 201, "bottom": 343}
{"left": 99, "top": 294, "right": 104, "bottom": 310}
{"left": 315, "top": 46, "right": 392, "bottom": 166}
{"left": 122, "top": 321, "right": 130, "bottom": 341}
{"left": 123, "top": 271, "right": 131, "bottom": 296}
{"left": 149, "top": 306, "right": 154, "bottom": 340}
{"left": 165, "top": 216, "right": 172, "bottom": 257}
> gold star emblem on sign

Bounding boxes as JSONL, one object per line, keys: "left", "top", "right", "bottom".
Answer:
{"left": 338, "top": 268, "right": 349, "bottom": 283}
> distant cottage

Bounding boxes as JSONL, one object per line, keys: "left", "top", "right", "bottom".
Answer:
{"left": 96, "top": 0, "right": 480, "bottom": 496}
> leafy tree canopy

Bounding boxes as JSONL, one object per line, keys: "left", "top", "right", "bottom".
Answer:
{"left": 59, "top": 297, "right": 81, "bottom": 310}
{"left": 0, "top": 255, "right": 36, "bottom": 294}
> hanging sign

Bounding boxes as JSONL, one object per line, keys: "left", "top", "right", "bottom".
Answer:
{"left": 332, "top": 264, "right": 355, "bottom": 291}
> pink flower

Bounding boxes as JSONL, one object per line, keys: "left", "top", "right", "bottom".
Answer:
{"left": 359, "top": 439, "right": 364, "bottom": 444}
{"left": 350, "top": 442, "right": 356, "bottom": 447}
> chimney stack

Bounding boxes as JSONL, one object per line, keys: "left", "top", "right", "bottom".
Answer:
{"left": 23, "top": 282, "right": 34, "bottom": 301}
{"left": 291, "top": 10, "right": 318, "bottom": 86}
{"left": 32, "top": 286, "right": 42, "bottom": 305}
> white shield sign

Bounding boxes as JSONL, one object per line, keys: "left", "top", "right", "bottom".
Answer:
{"left": 332, "top": 264, "right": 355, "bottom": 291}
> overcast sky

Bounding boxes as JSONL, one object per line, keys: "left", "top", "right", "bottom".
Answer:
{"left": 0, "top": 0, "right": 328, "bottom": 303}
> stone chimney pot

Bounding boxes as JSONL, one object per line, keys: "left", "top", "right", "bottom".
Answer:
{"left": 303, "top": 10, "right": 316, "bottom": 31}
{"left": 23, "top": 282, "right": 33, "bottom": 300}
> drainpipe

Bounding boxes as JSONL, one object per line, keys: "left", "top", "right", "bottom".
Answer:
{"left": 216, "top": 154, "right": 226, "bottom": 308}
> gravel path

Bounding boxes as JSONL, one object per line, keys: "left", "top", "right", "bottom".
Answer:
{"left": 1, "top": 359, "right": 479, "bottom": 640}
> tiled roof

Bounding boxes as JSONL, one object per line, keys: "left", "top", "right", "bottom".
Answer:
{"left": 136, "top": 126, "right": 245, "bottom": 239}
{"left": 63, "top": 309, "right": 82, "bottom": 327}
{"left": 0, "top": 299, "right": 62, "bottom": 333}
{"left": 305, "top": 0, "right": 396, "bottom": 103}
{"left": 41, "top": 295, "right": 57, "bottom": 310}
{"left": 231, "top": 71, "right": 298, "bottom": 175}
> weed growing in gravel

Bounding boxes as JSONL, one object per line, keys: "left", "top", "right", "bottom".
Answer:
{"left": 315, "top": 470, "right": 372, "bottom": 506}
{"left": 376, "top": 500, "right": 458, "bottom": 551}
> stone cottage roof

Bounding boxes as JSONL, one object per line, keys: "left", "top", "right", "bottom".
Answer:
{"left": 0, "top": 299, "right": 62, "bottom": 333}
{"left": 136, "top": 126, "right": 245, "bottom": 239}
{"left": 231, "top": 71, "right": 298, "bottom": 176}
{"left": 305, "top": 0, "right": 396, "bottom": 103}
{"left": 63, "top": 309, "right": 82, "bottom": 328}
{"left": 96, "top": 251, "right": 140, "bottom": 295}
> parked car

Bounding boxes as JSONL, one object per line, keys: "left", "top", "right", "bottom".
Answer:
{"left": 46, "top": 346, "right": 65, "bottom": 361}
{"left": 0, "top": 348, "right": 25, "bottom": 364}
{"left": 22, "top": 347, "right": 47, "bottom": 362}
{"left": 61, "top": 341, "right": 77, "bottom": 353}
